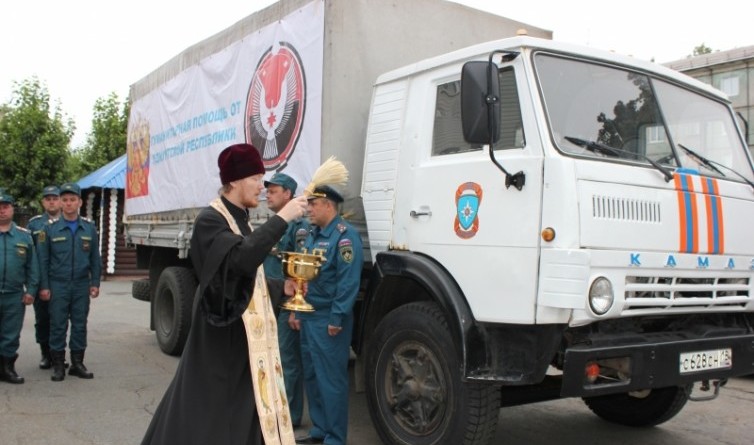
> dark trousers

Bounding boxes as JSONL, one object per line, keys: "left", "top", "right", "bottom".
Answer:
{"left": 33, "top": 297, "right": 51, "bottom": 345}
{"left": 49, "top": 280, "right": 91, "bottom": 352}
{"left": 278, "top": 310, "right": 304, "bottom": 426}
{"left": 0, "top": 292, "right": 25, "bottom": 357}
{"left": 300, "top": 311, "right": 353, "bottom": 445}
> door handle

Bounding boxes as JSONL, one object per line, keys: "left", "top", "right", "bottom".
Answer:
{"left": 410, "top": 209, "right": 432, "bottom": 218}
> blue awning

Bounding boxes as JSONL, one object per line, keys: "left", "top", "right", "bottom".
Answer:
{"left": 77, "top": 154, "right": 126, "bottom": 190}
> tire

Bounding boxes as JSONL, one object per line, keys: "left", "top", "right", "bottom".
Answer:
{"left": 365, "top": 302, "right": 500, "bottom": 445}
{"left": 131, "top": 278, "right": 150, "bottom": 302}
{"left": 583, "top": 385, "right": 691, "bottom": 427}
{"left": 154, "top": 267, "right": 197, "bottom": 356}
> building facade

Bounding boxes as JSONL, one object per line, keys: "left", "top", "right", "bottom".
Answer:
{"left": 666, "top": 45, "right": 754, "bottom": 156}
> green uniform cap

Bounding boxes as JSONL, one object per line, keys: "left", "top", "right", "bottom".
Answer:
{"left": 0, "top": 192, "right": 14, "bottom": 204}
{"left": 264, "top": 172, "right": 298, "bottom": 194}
{"left": 59, "top": 182, "right": 81, "bottom": 197}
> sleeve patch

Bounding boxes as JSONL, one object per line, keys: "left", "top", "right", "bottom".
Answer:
{"left": 339, "top": 244, "right": 354, "bottom": 263}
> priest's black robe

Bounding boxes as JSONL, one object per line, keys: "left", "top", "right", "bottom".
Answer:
{"left": 142, "top": 196, "right": 287, "bottom": 445}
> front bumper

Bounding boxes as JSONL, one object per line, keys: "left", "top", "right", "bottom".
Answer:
{"left": 561, "top": 331, "right": 754, "bottom": 397}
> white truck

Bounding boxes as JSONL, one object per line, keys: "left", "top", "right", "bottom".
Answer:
{"left": 126, "top": 0, "right": 754, "bottom": 444}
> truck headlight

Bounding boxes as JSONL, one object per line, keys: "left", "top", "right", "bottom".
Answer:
{"left": 589, "top": 277, "right": 614, "bottom": 315}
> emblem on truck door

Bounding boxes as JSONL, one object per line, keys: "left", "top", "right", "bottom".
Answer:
{"left": 454, "top": 182, "right": 483, "bottom": 239}
{"left": 246, "top": 42, "right": 306, "bottom": 171}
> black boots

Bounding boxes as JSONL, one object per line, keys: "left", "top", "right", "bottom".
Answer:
{"left": 68, "top": 350, "right": 93, "bottom": 379}
{"left": 39, "top": 343, "right": 52, "bottom": 369}
{"left": 51, "top": 350, "right": 66, "bottom": 382}
{"left": 51, "top": 350, "right": 93, "bottom": 381}
{"left": 0, "top": 355, "right": 25, "bottom": 384}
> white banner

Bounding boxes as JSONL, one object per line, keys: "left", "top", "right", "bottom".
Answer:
{"left": 126, "top": 1, "right": 324, "bottom": 215}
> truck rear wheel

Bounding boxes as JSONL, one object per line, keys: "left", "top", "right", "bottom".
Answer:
{"left": 365, "top": 301, "right": 500, "bottom": 445}
{"left": 583, "top": 385, "right": 691, "bottom": 427}
{"left": 154, "top": 267, "right": 197, "bottom": 356}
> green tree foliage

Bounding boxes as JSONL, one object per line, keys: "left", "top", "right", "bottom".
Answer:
{"left": 0, "top": 77, "right": 73, "bottom": 210}
{"left": 72, "top": 92, "right": 129, "bottom": 177}
{"left": 693, "top": 43, "right": 713, "bottom": 57}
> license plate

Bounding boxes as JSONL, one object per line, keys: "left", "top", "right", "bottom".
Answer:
{"left": 679, "top": 348, "right": 732, "bottom": 374}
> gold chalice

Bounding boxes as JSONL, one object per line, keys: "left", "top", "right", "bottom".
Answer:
{"left": 280, "top": 249, "right": 326, "bottom": 312}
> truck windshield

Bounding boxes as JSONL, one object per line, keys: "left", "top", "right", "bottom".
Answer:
{"left": 534, "top": 53, "right": 754, "bottom": 183}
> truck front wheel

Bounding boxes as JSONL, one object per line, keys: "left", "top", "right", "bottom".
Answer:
{"left": 583, "top": 385, "right": 691, "bottom": 427}
{"left": 153, "top": 266, "right": 197, "bottom": 356}
{"left": 365, "top": 302, "right": 500, "bottom": 445}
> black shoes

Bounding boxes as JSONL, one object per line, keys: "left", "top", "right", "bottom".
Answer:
{"left": 41, "top": 344, "right": 69, "bottom": 369}
{"left": 0, "top": 355, "right": 24, "bottom": 384}
{"left": 68, "top": 350, "right": 94, "bottom": 379}
{"left": 295, "top": 436, "right": 324, "bottom": 444}
{"left": 51, "top": 350, "right": 66, "bottom": 382}
{"left": 39, "top": 344, "right": 52, "bottom": 369}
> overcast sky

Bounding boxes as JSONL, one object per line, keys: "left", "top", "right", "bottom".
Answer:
{"left": 1, "top": 0, "right": 751, "bottom": 148}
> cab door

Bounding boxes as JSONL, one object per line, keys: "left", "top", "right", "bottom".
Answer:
{"left": 392, "top": 60, "right": 545, "bottom": 324}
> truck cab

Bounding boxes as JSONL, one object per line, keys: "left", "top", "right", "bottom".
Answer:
{"left": 359, "top": 36, "right": 754, "bottom": 445}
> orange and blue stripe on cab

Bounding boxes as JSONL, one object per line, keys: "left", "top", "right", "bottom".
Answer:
{"left": 674, "top": 172, "right": 724, "bottom": 254}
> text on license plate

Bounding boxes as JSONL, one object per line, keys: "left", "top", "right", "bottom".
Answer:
{"left": 679, "top": 348, "right": 732, "bottom": 374}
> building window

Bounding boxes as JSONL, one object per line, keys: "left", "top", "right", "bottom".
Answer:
{"left": 719, "top": 76, "right": 740, "bottom": 97}
{"left": 713, "top": 69, "right": 746, "bottom": 107}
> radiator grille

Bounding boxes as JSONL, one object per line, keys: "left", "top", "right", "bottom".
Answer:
{"left": 624, "top": 275, "right": 750, "bottom": 310}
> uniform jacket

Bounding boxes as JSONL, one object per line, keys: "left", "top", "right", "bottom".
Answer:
{"left": 37, "top": 216, "right": 101, "bottom": 289}
{"left": 26, "top": 212, "right": 58, "bottom": 243}
{"left": 0, "top": 223, "right": 39, "bottom": 295}
{"left": 302, "top": 215, "right": 363, "bottom": 327}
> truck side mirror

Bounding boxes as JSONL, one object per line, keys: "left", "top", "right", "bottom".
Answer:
{"left": 461, "top": 61, "right": 500, "bottom": 145}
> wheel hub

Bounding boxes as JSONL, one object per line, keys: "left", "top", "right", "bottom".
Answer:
{"left": 385, "top": 341, "right": 447, "bottom": 435}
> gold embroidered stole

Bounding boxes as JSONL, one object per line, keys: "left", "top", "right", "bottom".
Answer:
{"left": 210, "top": 198, "right": 294, "bottom": 445}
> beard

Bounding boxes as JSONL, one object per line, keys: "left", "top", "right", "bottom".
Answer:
{"left": 241, "top": 194, "right": 259, "bottom": 209}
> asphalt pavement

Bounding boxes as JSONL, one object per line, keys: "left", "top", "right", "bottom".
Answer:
{"left": 1, "top": 279, "right": 752, "bottom": 445}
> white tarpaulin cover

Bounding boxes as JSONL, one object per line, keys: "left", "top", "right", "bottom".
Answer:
{"left": 126, "top": 1, "right": 323, "bottom": 216}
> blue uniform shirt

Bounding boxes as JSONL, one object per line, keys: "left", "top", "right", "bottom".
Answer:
{"left": 264, "top": 217, "right": 310, "bottom": 280}
{"left": 302, "top": 215, "right": 363, "bottom": 328}
{"left": 0, "top": 223, "right": 39, "bottom": 295}
{"left": 37, "top": 216, "right": 102, "bottom": 289}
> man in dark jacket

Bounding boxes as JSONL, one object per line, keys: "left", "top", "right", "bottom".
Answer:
{"left": 264, "top": 172, "right": 310, "bottom": 428}
{"left": 0, "top": 191, "right": 38, "bottom": 384}
{"left": 26, "top": 185, "right": 61, "bottom": 369}
{"left": 142, "top": 143, "right": 307, "bottom": 445}
{"left": 37, "top": 183, "right": 101, "bottom": 382}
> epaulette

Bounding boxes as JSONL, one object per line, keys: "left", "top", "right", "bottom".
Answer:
{"left": 29, "top": 215, "right": 43, "bottom": 222}
{"left": 337, "top": 223, "right": 347, "bottom": 233}
{"left": 81, "top": 217, "right": 94, "bottom": 224}
{"left": 17, "top": 226, "right": 30, "bottom": 233}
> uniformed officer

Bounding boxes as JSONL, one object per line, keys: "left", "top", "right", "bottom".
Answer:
{"left": 293, "top": 185, "right": 363, "bottom": 445}
{"left": 38, "top": 183, "right": 101, "bottom": 381}
{"left": 263, "top": 172, "right": 310, "bottom": 428}
{"left": 0, "top": 191, "right": 39, "bottom": 384}
{"left": 27, "top": 185, "right": 62, "bottom": 369}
